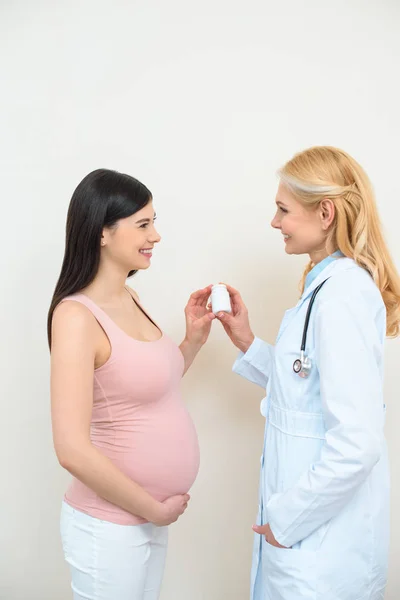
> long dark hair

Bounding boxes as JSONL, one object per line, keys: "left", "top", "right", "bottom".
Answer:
{"left": 47, "top": 168, "right": 152, "bottom": 348}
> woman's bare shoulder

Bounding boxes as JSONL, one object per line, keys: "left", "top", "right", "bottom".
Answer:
{"left": 52, "top": 299, "right": 97, "bottom": 339}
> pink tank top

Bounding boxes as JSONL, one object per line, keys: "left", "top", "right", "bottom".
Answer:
{"left": 61, "top": 293, "right": 200, "bottom": 525}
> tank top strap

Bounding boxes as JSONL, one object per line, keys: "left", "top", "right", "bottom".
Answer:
{"left": 60, "top": 293, "right": 122, "bottom": 344}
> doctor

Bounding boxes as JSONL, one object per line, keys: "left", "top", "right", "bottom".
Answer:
{"left": 217, "top": 146, "right": 400, "bottom": 600}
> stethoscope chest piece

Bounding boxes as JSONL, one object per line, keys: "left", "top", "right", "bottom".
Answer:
{"left": 293, "top": 351, "right": 312, "bottom": 378}
{"left": 293, "top": 359, "right": 302, "bottom": 373}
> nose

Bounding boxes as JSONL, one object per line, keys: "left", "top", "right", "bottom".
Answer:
{"left": 149, "top": 225, "right": 161, "bottom": 244}
{"left": 271, "top": 213, "right": 281, "bottom": 229}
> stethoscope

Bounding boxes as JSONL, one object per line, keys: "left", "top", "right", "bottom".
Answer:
{"left": 293, "top": 278, "right": 329, "bottom": 378}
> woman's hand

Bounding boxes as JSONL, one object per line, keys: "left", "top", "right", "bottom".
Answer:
{"left": 151, "top": 494, "right": 191, "bottom": 526}
{"left": 184, "top": 285, "right": 215, "bottom": 347}
{"left": 179, "top": 285, "right": 215, "bottom": 374}
{"left": 252, "top": 522, "right": 288, "bottom": 548}
{"left": 215, "top": 284, "right": 255, "bottom": 353}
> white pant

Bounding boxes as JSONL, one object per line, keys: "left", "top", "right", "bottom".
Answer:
{"left": 60, "top": 501, "right": 168, "bottom": 600}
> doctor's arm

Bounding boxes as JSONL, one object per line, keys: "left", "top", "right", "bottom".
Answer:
{"left": 216, "top": 284, "right": 275, "bottom": 388}
{"left": 266, "top": 295, "right": 384, "bottom": 549}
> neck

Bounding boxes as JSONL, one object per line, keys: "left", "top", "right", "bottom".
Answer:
{"left": 82, "top": 260, "right": 132, "bottom": 305}
{"left": 309, "top": 244, "right": 338, "bottom": 265}
{"left": 309, "top": 250, "right": 329, "bottom": 265}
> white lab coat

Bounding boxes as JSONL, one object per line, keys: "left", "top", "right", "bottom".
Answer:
{"left": 233, "top": 257, "right": 389, "bottom": 600}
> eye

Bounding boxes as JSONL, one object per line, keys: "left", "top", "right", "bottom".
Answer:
{"left": 279, "top": 206, "right": 288, "bottom": 214}
{"left": 140, "top": 216, "right": 157, "bottom": 229}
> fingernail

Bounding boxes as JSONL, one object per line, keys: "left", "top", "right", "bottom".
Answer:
{"left": 218, "top": 313, "right": 224, "bottom": 319}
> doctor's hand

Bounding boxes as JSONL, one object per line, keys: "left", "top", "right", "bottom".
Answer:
{"left": 215, "top": 284, "right": 255, "bottom": 353}
{"left": 252, "top": 523, "right": 288, "bottom": 548}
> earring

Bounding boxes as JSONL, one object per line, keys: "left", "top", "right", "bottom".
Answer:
{"left": 101, "top": 241, "right": 105, "bottom": 246}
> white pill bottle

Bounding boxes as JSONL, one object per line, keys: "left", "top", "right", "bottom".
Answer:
{"left": 211, "top": 284, "right": 232, "bottom": 314}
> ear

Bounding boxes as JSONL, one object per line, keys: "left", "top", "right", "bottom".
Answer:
{"left": 320, "top": 199, "right": 335, "bottom": 230}
{"left": 101, "top": 228, "right": 109, "bottom": 247}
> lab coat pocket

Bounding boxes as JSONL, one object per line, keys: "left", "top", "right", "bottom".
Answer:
{"left": 262, "top": 540, "right": 317, "bottom": 600}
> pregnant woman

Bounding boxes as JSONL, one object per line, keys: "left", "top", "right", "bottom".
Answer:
{"left": 48, "top": 168, "right": 214, "bottom": 600}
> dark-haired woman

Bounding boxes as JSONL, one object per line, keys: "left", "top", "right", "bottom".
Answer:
{"left": 49, "top": 169, "right": 215, "bottom": 600}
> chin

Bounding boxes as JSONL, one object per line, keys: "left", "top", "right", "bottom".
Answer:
{"left": 285, "top": 245, "right": 302, "bottom": 256}
{"left": 129, "top": 256, "right": 151, "bottom": 271}
{"left": 138, "top": 259, "right": 152, "bottom": 270}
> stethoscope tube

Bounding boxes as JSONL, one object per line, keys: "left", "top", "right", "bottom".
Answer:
{"left": 293, "top": 278, "right": 330, "bottom": 377}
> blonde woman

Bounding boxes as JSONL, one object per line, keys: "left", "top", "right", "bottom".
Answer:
{"left": 217, "top": 147, "right": 400, "bottom": 600}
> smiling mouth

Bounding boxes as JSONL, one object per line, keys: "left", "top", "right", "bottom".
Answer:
{"left": 139, "top": 249, "right": 153, "bottom": 255}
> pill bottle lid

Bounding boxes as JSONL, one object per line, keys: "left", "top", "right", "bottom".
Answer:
{"left": 212, "top": 283, "right": 227, "bottom": 291}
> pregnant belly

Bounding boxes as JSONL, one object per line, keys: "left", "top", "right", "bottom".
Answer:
{"left": 92, "top": 401, "right": 200, "bottom": 501}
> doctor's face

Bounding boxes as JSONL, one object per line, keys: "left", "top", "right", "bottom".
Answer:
{"left": 271, "top": 183, "right": 328, "bottom": 260}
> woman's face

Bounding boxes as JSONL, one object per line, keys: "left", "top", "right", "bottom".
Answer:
{"left": 271, "top": 182, "right": 333, "bottom": 261}
{"left": 101, "top": 201, "right": 161, "bottom": 272}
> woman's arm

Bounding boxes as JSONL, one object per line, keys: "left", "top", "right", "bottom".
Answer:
{"left": 51, "top": 301, "right": 189, "bottom": 526}
{"left": 179, "top": 338, "right": 204, "bottom": 374}
{"left": 217, "top": 285, "right": 274, "bottom": 388}
{"left": 232, "top": 337, "right": 275, "bottom": 388}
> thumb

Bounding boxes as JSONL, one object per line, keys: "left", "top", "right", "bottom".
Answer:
{"left": 198, "top": 312, "right": 215, "bottom": 326}
{"left": 252, "top": 524, "right": 268, "bottom": 535}
{"left": 216, "top": 311, "right": 233, "bottom": 325}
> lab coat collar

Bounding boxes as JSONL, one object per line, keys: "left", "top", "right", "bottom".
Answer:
{"left": 300, "top": 256, "right": 356, "bottom": 303}
{"left": 276, "top": 257, "right": 358, "bottom": 345}
{"left": 305, "top": 251, "right": 344, "bottom": 289}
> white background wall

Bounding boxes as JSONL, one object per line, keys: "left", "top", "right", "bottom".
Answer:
{"left": 1, "top": 1, "right": 399, "bottom": 598}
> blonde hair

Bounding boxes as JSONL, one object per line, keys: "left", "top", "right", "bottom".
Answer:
{"left": 279, "top": 146, "right": 400, "bottom": 338}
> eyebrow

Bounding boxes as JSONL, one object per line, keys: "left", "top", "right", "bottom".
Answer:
{"left": 135, "top": 213, "right": 157, "bottom": 224}
{"left": 276, "top": 200, "right": 288, "bottom": 207}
